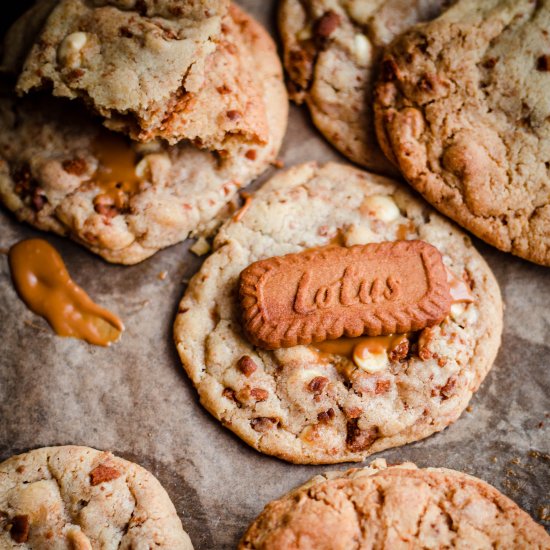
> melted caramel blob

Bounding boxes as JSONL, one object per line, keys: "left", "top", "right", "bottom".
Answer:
{"left": 9, "top": 239, "right": 124, "bottom": 346}
{"left": 91, "top": 132, "right": 141, "bottom": 209}
{"left": 396, "top": 221, "right": 415, "bottom": 240}
{"left": 313, "top": 334, "right": 407, "bottom": 360}
{"left": 446, "top": 268, "right": 475, "bottom": 303}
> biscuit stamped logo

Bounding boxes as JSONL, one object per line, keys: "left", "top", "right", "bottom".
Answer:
{"left": 239, "top": 241, "right": 452, "bottom": 349}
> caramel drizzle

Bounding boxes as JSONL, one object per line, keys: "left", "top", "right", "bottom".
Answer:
{"left": 313, "top": 334, "right": 407, "bottom": 360}
{"left": 9, "top": 239, "right": 124, "bottom": 346}
{"left": 233, "top": 192, "right": 253, "bottom": 222}
{"left": 310, "top": 268, "right": 474, "bottom": 363}
{"left": 91, "top": 132, "right": 141, "bottom": 210}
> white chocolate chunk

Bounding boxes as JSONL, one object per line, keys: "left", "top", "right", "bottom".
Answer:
{"left": 353, "top": 347, "right": 389, "bottom": 373}
{"left": 58, "top": 32, "right": 89, "bottom": 68}
{"left": 353, "top": 34, "right": 372, "bottom": 65}
{"left": 362, "top": 195, "right": 400, "bottom": 222}
{"left": 344, "top": 223, "right": 377, "bottom": 246}
{"left": 190, "top": 237, "right": 211, "bottom": 256}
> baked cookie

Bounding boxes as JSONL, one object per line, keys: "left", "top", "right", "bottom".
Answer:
{"left": 10, "top": 0, "right": 268, "bottom": 149}
{"left": 278, "top": 0, "right": 451, "bottom": 175}
{"left": 239, "top": 459, "right": 550, "bottom": 549}
{"left": 0, "top": 445, "right": 193, "bottom": 549}
{"left": 374, "top": 0, "right": 550, "bottom": 266}
{"left": 174, "top": 162, "right": 502, "bottom": 464}
{"left": 0, "top": 6, "right": 287, "bottom": 265}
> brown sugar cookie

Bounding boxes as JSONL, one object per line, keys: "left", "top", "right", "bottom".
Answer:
{"left": 238, "top": 459, "right": 550, "bottom": 549}
{"left": 0, "top": 4, "right": 287, "bottom": 264}
{"left": 374, "top": 0, "right": 550, "bottom": 265}
{"left": 0, "top": 446, "right": 193, "bottom": 549}
{"left": 174, "top": 162, "right": 502, "bottom": 464}
{"left": 278, "top": 0, "right": 452, "bottom": 175}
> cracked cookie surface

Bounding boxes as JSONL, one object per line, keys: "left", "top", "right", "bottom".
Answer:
{"left": 0, "top": 5, "right": 287, "bottom": 264}
{"left": 278, "top": 0, "right": 451, "bottom": 175}
{"left": 238, "top": 459, "right": 550, "bottom": 549}
{"left": 374, "top": 0, "right": 550, "bottom": 265}
{"left": 0, "top": 445, "right": 193, "bottom": 549}
{"left": 10, "top": 0, "right": 270, "bottom": 149}
{"left": 174, "top": 162, "right": 502, "bottom": 464}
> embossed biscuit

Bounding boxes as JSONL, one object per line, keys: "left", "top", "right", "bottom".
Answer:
{"left": 239, "top": 240, "right": 452, "bottom": 349}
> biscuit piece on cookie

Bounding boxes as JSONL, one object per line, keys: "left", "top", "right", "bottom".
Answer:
{"left": 278, "top": 0, "right": 451, "bottom": 175}
{"left": 0, "top": 6, "right": 287, "bottom": 264}
{"left": 174, "top": 162, "right": 502, "bottom": 464}
{"left": 0, "top": 446, "right": 193, "bottom": 549}
{"left": 239, "top": 459, "right": 550, "bottom": 548}
{"left": 11, "top": 1, "right": 270, "bottom": 150}
{"left": 374, "top": 0, "right": 550, "bottom": 265}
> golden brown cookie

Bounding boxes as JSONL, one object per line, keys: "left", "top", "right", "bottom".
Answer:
{"left": 374, "top": 0, "right": 550, "bottom": 265}
{"left": 174, "top": 162, "right": 502, "bottom": 464}
{"left": 239, "top": 459, "right": 550, "bottom": 549}
{"left": 278, "top": 0, "right": 451, "bottom": 175}
{"left": 0, "top": 5, "right": 287, "bottom": 264}
{"left": 0, "top": 446, "right": 193, "bottom": 549}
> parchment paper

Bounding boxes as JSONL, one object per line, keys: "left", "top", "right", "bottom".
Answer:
{"left": 0, "top": 2, "right": 548, "bottom": 547}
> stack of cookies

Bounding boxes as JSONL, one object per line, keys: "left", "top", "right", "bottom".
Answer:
{"left": 0, "top": 0, "right": 288, "bottom": 263}
{"left": 0, "top": 0, "right": 549, "bottom": 548}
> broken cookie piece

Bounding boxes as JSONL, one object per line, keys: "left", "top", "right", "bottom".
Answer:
{"left": 10, "top": 1, "right": 270, "bottom": 152}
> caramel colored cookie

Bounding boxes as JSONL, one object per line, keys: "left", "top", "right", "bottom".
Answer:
{"left": 239, "top": 241, "right": 452, "bottom": 349}
{"left": 174, "top": 163, "right": 502, "bottom": 464}
{"left": 0, "top": 6, "right": 287, "bottom": 264}
{"left": 239, "top": 459, "right": 550, "bottom": 549}
{"left": 0, "top": 446, "right": 193, "bottom": 549}
{"left": 278, "top": 0, "right": 451, "bottom": 175}
{"left": 374, "top": 0, "right": 550, "bottom": 265}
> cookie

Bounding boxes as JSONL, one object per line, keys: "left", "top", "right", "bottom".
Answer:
{"left": 239, "top": 459, "right": 550, "bottom": 549}
{"left": 278, "top": 0, "right": 451, "bottom": 175}
{"left": 0, "top": 445, "right": 193, "bottom": 549}
{"left": 174, "top": 162, "right": 502, "bottom": 464}
{"left": 10, "top": 0, "right": 268, "bottom": 149}
{"left": 0, "top": 6, "right": 287, "bottom": 264}
{"left": 374, "top": 0, "right": 550, "bottom": 266}
{"left": 239, "top": 241, "right": 453, "bottom": 349}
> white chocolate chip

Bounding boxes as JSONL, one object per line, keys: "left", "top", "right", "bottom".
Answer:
{"left": 353, "top": 347, "right": 389, "bottom": 373}
{"left": 58, "top": 32, "right": 89, "bottom": 68}
{"left": 343, "top": 224, "right": 377, "bottom": 246}
{"left": 353, "top": 34, "right": 372, "bottom": 65}
{"left": 450, "top": 302, "right": 466, "bottom": 319}
{"left": 190, "top": 237, "right": 211, "bottom": 256}
{"left": 362, "top": 195, "right": 400, "bottom": 222}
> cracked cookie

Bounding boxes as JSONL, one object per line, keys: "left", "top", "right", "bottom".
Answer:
{"left": 0, "top": 5, "right": 287, "bottom": 264}
{"left": 0, "top": 445, "right": 193, "bottom": 549}
{"left": 238, "top": 459, "right": 550, "bottom": 549}
{"left": 278, "top": 0, "right": 452, "bottom": 175}
{"left": 174, "top": 162, "right": 502, "bottom": 464}
{"left": 7, "top": 0, "right": 272, "bottom": 150}
{"left": 374, "top": 0, "right": 550, "bottom": 266}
